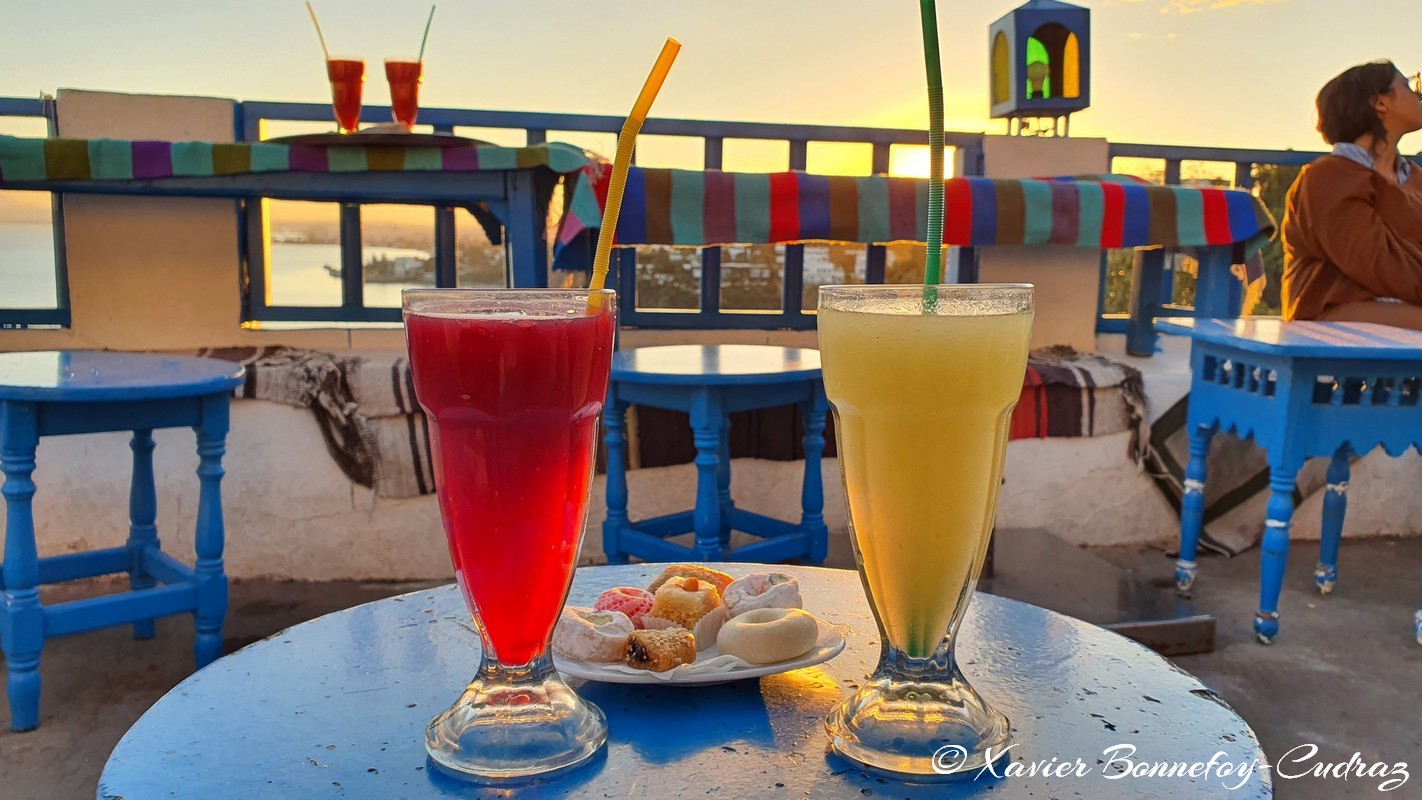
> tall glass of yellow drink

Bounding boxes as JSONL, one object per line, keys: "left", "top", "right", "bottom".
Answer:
{"left": 819, "top": 284, "right": 1033, "bottom": 778}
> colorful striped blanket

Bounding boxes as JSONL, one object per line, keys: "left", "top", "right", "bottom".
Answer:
{"left": 0, "top": 135, "right": 589, "bottom": 182}
{"left": 187, "top": 344, "right": 1143, "bottom": 498}
{"left": 552, "top": 165, "right": 1275, "bottom": 286}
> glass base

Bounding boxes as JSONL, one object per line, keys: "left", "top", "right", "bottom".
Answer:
{"left": 425, "top": 656, "right": 606, "bottom": 782}
{"left": 825, "top": 653, "right": 1011, "bottom": 780}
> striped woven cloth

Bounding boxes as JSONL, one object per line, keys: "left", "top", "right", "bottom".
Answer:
{"left": 179, "top": 342, "right": 1146, "bottom": 499}
{"left": 0, "top": 135, "right": 589, "bottom": 181}
{"left": 553, "top": 164, "right": 1276, "bottom": 270}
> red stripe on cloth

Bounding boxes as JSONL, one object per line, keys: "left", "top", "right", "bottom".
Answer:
{"left": 1100, "top": 181, "right": 1125, "bottom": 248}
{"left": 1199, "top": 188, "right": 1232, "bottom": 244}
{"left": 703, "top": 170, "right": 738, "bottom": 244}
{"left": 1009, "top": 368, "right": 1046, "bottom": 440}
{"left": 943, "top": 178, "right": 973, "bottom": 246}
{"left": 768, "top": 172, "right": 800, "bottom": 242}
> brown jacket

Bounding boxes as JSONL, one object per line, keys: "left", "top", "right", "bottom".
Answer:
{"left": 1281, "top": 154, "right": 1422, "bottom": 320}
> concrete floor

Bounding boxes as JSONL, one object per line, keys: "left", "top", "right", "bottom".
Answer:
{"left": 3, "top": 537, "right": 1420, "bottom": 799}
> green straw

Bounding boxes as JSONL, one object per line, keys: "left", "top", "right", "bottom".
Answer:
{"left": 417, "top": 5, "right": 436, "bottom": 63}
{"left": 918, "top": 0, "right": 945, "bottom": 312}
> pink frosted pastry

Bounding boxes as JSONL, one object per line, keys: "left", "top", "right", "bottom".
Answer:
{"left": 723, "top": 572, "right": 803, "bottom": 618}
{"left": 552, "top": 607, "right": 634, "bottom": 662}
{"left": 594, "top": 586, "right": 655, "bottom": 628}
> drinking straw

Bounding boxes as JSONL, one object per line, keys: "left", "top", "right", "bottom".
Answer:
{"left": 305, "top": 2, "right": 331, "bottom": 62}
{"left": 918, "top": 0, "right": 945, "bottom": 310}
{"left": 417, "top": 6, "right": 436, "bottom": 63}
{"left": 588, "top": 38, "right": 682, "bottom": 293}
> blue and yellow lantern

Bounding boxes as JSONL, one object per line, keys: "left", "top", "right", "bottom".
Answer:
{"left": 989, "top": 0, "right": 1090, "bottom": 127}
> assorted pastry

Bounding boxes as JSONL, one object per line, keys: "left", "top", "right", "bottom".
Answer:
{"left": 552, "top": 565, "right": 823, "bottom": 673}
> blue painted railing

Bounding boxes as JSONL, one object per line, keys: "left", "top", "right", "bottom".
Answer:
{"left": 235, "top": 101, "right": 987, "bottom": 329}
{"left": 1, "top": 94, "right": 1345, "bottom": 332}
{"left": 0, "top": 96, "right": 69, "bottom": 329}
{"left": 1097, "top": 141, "right": 1328, "bottom": 334}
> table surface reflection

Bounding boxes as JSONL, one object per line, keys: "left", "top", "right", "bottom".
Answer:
{"left": 0, "top": 350, "right": 244, "bottom": 402}
{"left": 98, "top": 564, "right": 1272, "bottom": 799}
{"left": 612, "top": 345, "right": 821, "bottom": 385}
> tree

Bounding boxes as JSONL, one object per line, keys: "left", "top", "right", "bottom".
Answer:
{"left": 1250, "top": 163, "right": 1302, "bottom": 315}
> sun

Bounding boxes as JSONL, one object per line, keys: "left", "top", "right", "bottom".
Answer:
{"left": 888, "top": 147, "right": 957, "bottom": 179}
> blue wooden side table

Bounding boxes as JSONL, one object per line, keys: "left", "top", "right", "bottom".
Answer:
{"left": 1157, "top": 318, "right": 1422, "bottom": 645}
{"left": 0, "top": 350, "right": 244, "bottom": 731}
{"left": 603, "top": 345, "right": 829, "bottom": 564}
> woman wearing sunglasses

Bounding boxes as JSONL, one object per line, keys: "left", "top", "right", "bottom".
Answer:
{"left": 1282, "top": 60, "right": 1422, "bottom": 329}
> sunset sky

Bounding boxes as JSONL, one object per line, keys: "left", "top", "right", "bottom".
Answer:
{"left": 0, "top": 0, "right": 1416, "bottom": 161}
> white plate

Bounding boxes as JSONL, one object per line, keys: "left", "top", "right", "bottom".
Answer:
{"left": 554, "top": 617, "right": 847, "bottom": 686}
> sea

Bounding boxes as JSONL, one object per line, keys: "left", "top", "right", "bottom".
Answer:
{"left": 0, "top": 222, "right": 433, "bottom": 310}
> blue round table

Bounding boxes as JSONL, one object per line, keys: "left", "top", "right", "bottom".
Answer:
{"left": 0, "top": 350, "right": 245, "bottom": 732}
{"left": 98, "top": 564, "right": 1273, "bottom": 798}
{"left": 603, "top": 345, "right": 829, "bottom": 564}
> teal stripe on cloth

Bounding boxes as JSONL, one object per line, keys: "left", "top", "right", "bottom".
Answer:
{"left": 734, "top": 173, "right": 771, "bottom": 242}
{"left": 1173, "top": 187, "right": 1206, "bottom": 247}
{"left": 404, "top": 147, "right": 443, "bottom": 171}
{"left": 328, "top": 147, "right": 367, "bottom": 173}
{"left": 1075, "top": 181, "right": 1105, "bottom": 247}
{"left": 170, "top": 142, "right": 214, "bottom": 177}
{"left": 1020, "top": 180, "right": 1054, "bottom": 245}
{"left": 856, "top": 176, "right": 891, "bottom": 242}
{"left": 669, "top": 169, "right": 705, "bottom": 245}
{"left": 0, "top": 136, "right": 48, "bottom": 181}
{"left": 87, "top": 139, "right": 133, "bottom": 179}
{"left": 478, "top": 147, "right": 517, "bottom": 171}
{"left": 249, "top": 144, "right": 289, "bottom": 173}
{"left": 544, "top": 142, "right": 588, "bottom": 173}
{"left": 570, "top": 172, "right": 603, "bottom": 228}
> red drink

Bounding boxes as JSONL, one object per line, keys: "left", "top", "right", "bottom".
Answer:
{"left": 385, "top": 58, "right": 423, "bottom": 131}
{"left": 405, "top": 297, "right": 615, "bottom": 667}
{"left": 326, "top": 57, "right": 365, "bottom": 133}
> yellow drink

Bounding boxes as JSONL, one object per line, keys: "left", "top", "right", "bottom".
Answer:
{"left": 819, "top": 294, "right": 1032, "bottom": 658}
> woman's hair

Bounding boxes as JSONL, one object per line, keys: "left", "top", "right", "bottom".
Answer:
{"left": 1316, "top": 60, "right": 1400, "bottom": 150}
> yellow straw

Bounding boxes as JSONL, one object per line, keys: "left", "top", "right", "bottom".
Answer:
{"left": 306, "top": 2, "right": 332, "bottom": 62}
{"left": 589, "top": 38, "right": 681, "bottom": 292}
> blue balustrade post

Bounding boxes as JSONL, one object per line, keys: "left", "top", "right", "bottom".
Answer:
{"left": 506, "top": 171, "right": 547, "bottom": 289}
{"left": 1256, "top": 464, "right": 1301, "bottom": 645}
{"left": 800, "top": 385, "right": 830, "bottom": 564}
{"left": 1316, "top": 447, "right": 1351, "bottom": 595}
{"left": 717, "top": 422, "right": 732, "bottom": 548}
{"left": 127, "top": 430, "right": 158, "bottom": 640}
{"left": 688, "top": 389, "right": 725, "bottom": 561}
{"left": 1176, "top": 423, "right": 1216, "bottom": 596}
{"left": 1, "top": 401, "right": 43, "bottom": 731}
{"left": 192, "top": 395, "right": 231, "bottom": 669}
{"left": 601, "top": 394, "right": 631, "bottom": 565}
{"left": 1127, "top": 248, "right": 1167, "bottom": 357}
{"left": 1192, "top": 248, "right": 1237, "bottom": 319}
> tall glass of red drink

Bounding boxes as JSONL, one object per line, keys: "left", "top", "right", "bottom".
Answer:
{"left": 326, "top": 57, "right": 365, "bottom": 134}
{"left": 403, "top": 289, "right": 616, "bottom": 781}
{"left": 384, "top": 58, "right": 423, "bottom": 131}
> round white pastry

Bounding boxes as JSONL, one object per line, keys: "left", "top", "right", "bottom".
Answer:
{"left": 722, "top": 572, "right": 802, "bottom": 618}
{"left": 715, "top": 607, "right": 818, "bottom": 665}
{"left": 552, "top": 607, "right": 634, "bottom": 662}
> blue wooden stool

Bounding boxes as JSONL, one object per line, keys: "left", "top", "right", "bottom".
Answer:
{"left": 0, "top": 350, "right": 244, "bottom": 731}
{"left": 603, "top": 345, "right": 828, "bottom": 564}
{"left": 1158, "top": 318, "right": 1422, "bottom": 645}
